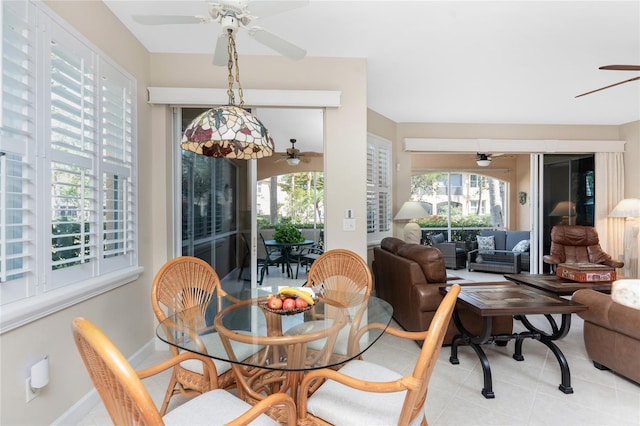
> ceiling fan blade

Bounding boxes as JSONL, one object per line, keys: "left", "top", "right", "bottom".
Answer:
{"left": 132, "top": 15, "right": 209, "bottom": 25}
{"left": 248, "top": 26, "right": 306, "bottom": 60}
{"left": 212, "top": 33, "right": 230, "bottom": 66}
{"left": 599, "top": 65, "right": 640, "bottom": 71}
{"left": 576, "top": 76, "right": 640, "bottom": 98}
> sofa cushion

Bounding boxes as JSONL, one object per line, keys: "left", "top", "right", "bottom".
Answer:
{"left": 381, "top": 237, "right": 405, "bottom": 254}
{"left": 477, "top": 235, "right": 495, "bottom": 253}
{"left": 396, "top": 244, "right": 447, "bottom": 283}
{"left": 512, "top": 239, "right": 530, "bottom": 253}
{"left": 430, "top": 233, "right": 445, "bottom": 244}
{"left": 505, "top": 231, "right": 531, "bottom": 251}
{"left": 480, "top": 230, "right": 507, "bottom": 250}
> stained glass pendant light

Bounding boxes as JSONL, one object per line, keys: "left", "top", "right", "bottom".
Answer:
{"left": 181, "top": 30, "right": 274, "bottom": 159}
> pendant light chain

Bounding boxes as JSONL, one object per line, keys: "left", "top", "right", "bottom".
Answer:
{"left": 226, "top": 30, "right": 245, "bottom": 107}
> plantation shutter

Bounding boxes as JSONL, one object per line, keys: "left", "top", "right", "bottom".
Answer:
{"left": 0, "top": 4, "right": 37, "bottom": 304}
{"left": 100, "top": 64, "right": 135, "bottom": 271}
{"left": 366, "top": 135, "right": 392, "bottom": 241}
{"left": 48, "top": 24, "right": 99, "bottom": 288}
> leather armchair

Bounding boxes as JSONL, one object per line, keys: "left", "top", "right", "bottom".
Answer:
{"left": 543, "top": 225, "right": 624, "bottom": 271}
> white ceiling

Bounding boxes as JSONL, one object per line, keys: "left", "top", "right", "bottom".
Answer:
{"left": 104, "top": 0, "right": 640, "bottom": 130}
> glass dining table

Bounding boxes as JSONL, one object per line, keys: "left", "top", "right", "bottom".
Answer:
{"left": 156, "top": 285, "right": 393, "bottom": 405}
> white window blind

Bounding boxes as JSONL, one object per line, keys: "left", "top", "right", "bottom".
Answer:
{"left": 366, "top": 134, "right": 392, "bottom": 243}
{"left": 0, "top": 0, "right": 139, "bottom": 331}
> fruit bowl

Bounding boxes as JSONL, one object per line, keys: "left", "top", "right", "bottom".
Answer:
{"left": 258, "top": 300, "right": 313, "bottom": 315}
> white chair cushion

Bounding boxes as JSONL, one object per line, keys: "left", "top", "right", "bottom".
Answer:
{"left": 163, "top": 389, "right": 278, "bottom": 425}
{"left": 180, "top": 332, "right": 262, "bottom": 375}
{"left": 306, "top": 360, "right": 424, "bottom": 426}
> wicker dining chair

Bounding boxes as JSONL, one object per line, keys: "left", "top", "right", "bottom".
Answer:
{"left": 71, "top": 317, "right": 296, "bottom": 426}
{"left": 305, "top": 248, "right": 373, "bottom": 304}
{"left": 289, "top": 249, "right": 373, "bottom": 363}
{"left": 151, "top": 256, "right": 237, "bottom": 415}
{"left": 297, "top": 284, "right": 461, "bottom": 426}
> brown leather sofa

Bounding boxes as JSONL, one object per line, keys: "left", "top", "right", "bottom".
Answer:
{"left": 543, "top": 225, "right": 624, "bottom": 271}
{"left": 572, "top": 289, "right": 640, "bottom": 384}
{"left": 372, "top": 237, "right": 512, "bottom": 344}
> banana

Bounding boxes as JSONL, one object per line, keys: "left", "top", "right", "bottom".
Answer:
{"left": 278, "top": 287, "right": 315, "bottom": 305}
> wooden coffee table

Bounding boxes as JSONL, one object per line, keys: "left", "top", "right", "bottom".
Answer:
{"left": 504, "top": 273, "right": 612, "bottom": 296}
{"left": 442, "top": 282, "right": 587, "bottom": 398}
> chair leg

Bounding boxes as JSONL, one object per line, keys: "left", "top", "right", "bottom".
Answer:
{"left": 258, "top": 265, "right": 267, "bottom": 286}
{"left": 159, "top": 372, "right": 179, "bottom": 416}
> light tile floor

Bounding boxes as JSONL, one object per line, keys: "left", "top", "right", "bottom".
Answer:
{"left": 76, "top": 268, "right": 640, "bottom": 425}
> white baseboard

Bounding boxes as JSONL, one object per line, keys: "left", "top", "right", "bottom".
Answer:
{"left": 52, "top": 339, "right": 156, "bottom": 425}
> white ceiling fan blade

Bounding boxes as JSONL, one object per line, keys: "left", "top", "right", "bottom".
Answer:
{"left": 212, "top": 33, "right": 230, "bottom": 66}
{"left": 248, "top": 26, "right": 306, "bottom": 60}
{"left": 132, "top": 15, "right": 209, "bottom": 25}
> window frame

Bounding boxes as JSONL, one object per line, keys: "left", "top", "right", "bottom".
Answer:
{"left": 0, "top": 0, "right": 141, "bottom": 334}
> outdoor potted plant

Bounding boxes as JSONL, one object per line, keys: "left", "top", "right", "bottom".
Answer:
{"left": 273, "top": 222, "right": 304, "bottom": 244}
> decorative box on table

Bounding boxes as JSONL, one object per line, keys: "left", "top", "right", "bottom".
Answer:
{"left": 557, "top": 263, "right": 616, "bottom": 282}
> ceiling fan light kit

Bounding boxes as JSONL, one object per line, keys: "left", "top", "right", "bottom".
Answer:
{"left": 476, "top": 153, "right": 492, "bottom": 167}
{"left": 286, "top": 157, "right": 301, "bottom": 166}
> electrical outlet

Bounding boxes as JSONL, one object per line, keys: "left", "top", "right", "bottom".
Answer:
{"left": 26, "top": 378, "right": 38, "bottom": 402}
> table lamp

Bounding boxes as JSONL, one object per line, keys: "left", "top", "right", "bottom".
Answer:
{"left": 609, "top": 198, "right": 640, "bottom": 279}
{"left": 394, "top": 201, "right": 429, "bottom": 244}
{"left": 550, "top": 201, "right": 576, "bottom": 225}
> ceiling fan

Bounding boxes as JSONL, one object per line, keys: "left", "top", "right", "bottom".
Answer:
{"left": 576, "top": 65, "right": 640, "bottom": 98}
{"left": 132, "top": 0, "right": 307, "bottom": 66}
{"left": 476, "top": 152, "right": 505, "bottom": 167}
{"left": 276, "top": 139, "right": 320, "bottom": 166}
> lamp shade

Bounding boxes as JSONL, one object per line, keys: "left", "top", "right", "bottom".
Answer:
{"left": 286, "top": 157, "right": 300, "bottom": 166}
{"left": 476, "top": 159, "right": 491, "bottom": 167}
{"left": 181, "top": 106, "right": 274, "bottom": 159}
{"left": 394, "top": 201, "right": 429, "bottom": 221}
{"left": 550, "top": 201, "right": 576, "bottom": 217}
{"left": 609, "top": 198, "right": 640, "bottom": 218}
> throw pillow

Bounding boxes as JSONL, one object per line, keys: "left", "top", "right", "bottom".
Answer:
{"left": 430, "top": 233, "right": 445, "bottom": 245}
{"left": 477, "top": 235, "right": 495, "bottom": 254}
{"left": 611, "top": 279, "right": 640, "bottom": 310}
{"left": 512, "top": 239, "right": 530, "bottom": 253}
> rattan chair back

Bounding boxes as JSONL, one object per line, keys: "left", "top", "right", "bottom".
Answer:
{"left": 305, "top": 248, "right": 372, "bottom": 306}
{"left": 151, "top": 256, "right": 230, "bottom": 414}
{"left": 401, "top": 284, "right": 460, "bottom": 423}
{"left": 72, "top": 317, "right": 164, "bottom": 425}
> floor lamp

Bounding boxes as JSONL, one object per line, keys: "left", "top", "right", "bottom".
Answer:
{"left": 609, "top": 198, "right": 640, "bottom": 279}
{"left": 394, "top": 201, "right": 429, "bottom": 245}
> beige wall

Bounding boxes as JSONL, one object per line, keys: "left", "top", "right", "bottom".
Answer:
{"left": 1, "top": 1, "right": 154, "bottom": 425}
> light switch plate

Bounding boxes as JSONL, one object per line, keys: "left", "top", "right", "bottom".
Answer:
{"left": 343, "top": 218, "right": 356, "bottom": 231}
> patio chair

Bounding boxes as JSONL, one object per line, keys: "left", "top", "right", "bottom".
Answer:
{"left": 294, "top": 242, "right": 324, "bottom": 279}
{"left": 71, "top": 317, "right": 296, "bottom": 426}
{"left": 259, "top": 233, "right": 285, "bottom": 285}
{"left": 151, "top": 256, "right": 237, "bottom": 415}
{"left": 429, "top": 232, "right": 467, "bottom": 269}
{"left": 297, "top": 284, "right": 461, "bottom": 425}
